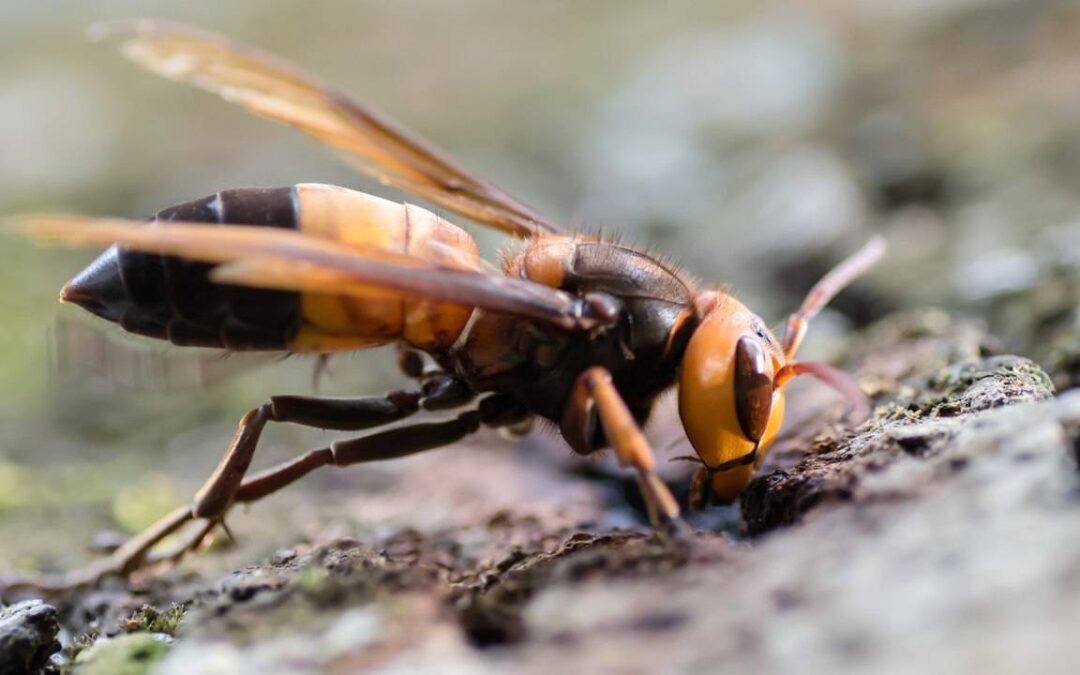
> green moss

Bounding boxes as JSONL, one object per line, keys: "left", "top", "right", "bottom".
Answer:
{"left": 72, "top": 633, "right": 170, "bottom": 675}
{"left": 119, "top": 603, "right": 186, "bottom": 636}
{"left": 293, "top": 563, "right": 332, "bottom": 595}
{"left": 59, "top": 630, "right": 101, "bottom": 673}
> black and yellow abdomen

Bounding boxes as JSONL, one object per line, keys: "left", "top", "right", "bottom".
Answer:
{"left": 61, "top": 184, "right": 480, "bottom": 353}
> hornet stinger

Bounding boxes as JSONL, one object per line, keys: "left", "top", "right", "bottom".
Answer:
{"left": 11, "top": 19, "right": 884, "bottom": 591}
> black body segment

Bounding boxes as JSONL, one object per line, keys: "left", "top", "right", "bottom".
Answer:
{"left": 63, "top": 187, "right": 303, "bottom": 350}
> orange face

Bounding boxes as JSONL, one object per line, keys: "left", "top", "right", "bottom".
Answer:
{"left": 678, "top": 294, "right": 788, "bottom": 501}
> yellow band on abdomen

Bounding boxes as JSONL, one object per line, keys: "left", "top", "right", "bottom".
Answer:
{"left": 288, "top": 183, "right": 479, "bottom": 353}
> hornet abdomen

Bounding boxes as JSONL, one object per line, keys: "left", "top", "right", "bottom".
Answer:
{"left": 61, "top": 184, "right": 480, "bottom": 352}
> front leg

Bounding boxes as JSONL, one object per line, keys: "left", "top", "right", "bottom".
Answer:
{"left": 562, "top": 367, "right": 683, "bottom": 531}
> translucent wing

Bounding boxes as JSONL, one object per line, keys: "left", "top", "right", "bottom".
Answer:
{"left": 22, "top": 215, "right": 606, "bottom": 332}
{"left": 90, "top": 18, "right": 563, "bottom": 238}
{"left": 51, "top": 316, "right": 282, "bottom": 392}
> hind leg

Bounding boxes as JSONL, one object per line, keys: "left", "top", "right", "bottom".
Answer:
{"left": 1, "top": 394, "right": 526, "bottom": 595}
{"left": 2, "top": 391, "right": 422, "bottom": 594}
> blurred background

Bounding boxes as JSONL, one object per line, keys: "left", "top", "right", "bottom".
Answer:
{"left": 0, "top": 0, "right": 1077, "bottom": 574}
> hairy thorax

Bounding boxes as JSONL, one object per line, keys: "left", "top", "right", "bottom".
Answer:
{"left": 448, "top": 235, "right": 700, "bottom": 428}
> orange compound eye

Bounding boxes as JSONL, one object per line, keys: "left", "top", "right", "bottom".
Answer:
{"left": 678, "top": 295, "right": 786, "bottom": 502}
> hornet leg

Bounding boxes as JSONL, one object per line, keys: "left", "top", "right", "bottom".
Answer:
{"left": 566, "top": 367, "right": 684, "bottom": 533}
{"left": 193, "top": 374, "right": 474, "bottom": 520}
{"left": 0, "top": 386, "right": 496, "bottom": 591}
{"left": 192, "top": 391, "right": 423, "bottom": 520}
{"left": 1, "top": 393, "right": 524, "bottom": 595}
{"left": 157, "top": 397, "right": 523, "bottom": 578}
{"left": 235, "top": 408, "right": 488, "bottom": 504}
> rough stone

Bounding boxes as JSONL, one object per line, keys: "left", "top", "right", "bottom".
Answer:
{"left": 0, "top": 600, "right": 60, "bottom": 675}
{"left": 4, "top": 313, "right": 1077, "bottom": 674}
{"left": 743, "top": 353, "right": 1055, "bottom": 535}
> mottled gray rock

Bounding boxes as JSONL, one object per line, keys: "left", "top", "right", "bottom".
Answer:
{"left": 743, "top": 354, "right": 1055, "bottom": 534}
{"left": 134, "top": 352, "right": 1076, "bottom": 674}
{"left": 504, "top": 390, "right": 1080, "bottom": 675}
{"left": 0, "top": 600, "right": 59, "bottom": 675}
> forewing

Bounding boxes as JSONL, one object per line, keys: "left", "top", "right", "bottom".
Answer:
{"left": 90, "top": 18, "right": 563, "bottom": 238}
{"left": 22, "top": 215, "right": 594, "bottom": 331}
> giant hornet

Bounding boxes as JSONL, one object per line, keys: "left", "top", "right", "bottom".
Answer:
{"left": 14, "top": 20, "right": 883, "bottom": 589}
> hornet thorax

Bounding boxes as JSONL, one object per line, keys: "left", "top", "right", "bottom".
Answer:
{"left": 448, "top": 236, "right": 700, "bottom": 443}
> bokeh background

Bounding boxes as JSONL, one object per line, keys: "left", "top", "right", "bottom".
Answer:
{"left": 0, "top": 0, "right": 1077, "bottom": 574}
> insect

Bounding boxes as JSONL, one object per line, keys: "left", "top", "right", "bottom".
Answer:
{"left": 15, "top": 19, "right": 883, "bottom": 590}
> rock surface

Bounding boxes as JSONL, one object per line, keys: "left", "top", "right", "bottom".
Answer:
{"left": 0, "top": 310, "right": 1074, "bottom": 674}
{"left": 0, "top": 600, "right": 59, "bottom": 675}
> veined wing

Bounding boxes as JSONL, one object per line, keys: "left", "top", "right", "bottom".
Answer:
{"left": 90, "top": 18, "right": 563, "bottom": 238}
{"left": 21, "top": 215, "right": 608, "bottom": 332}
